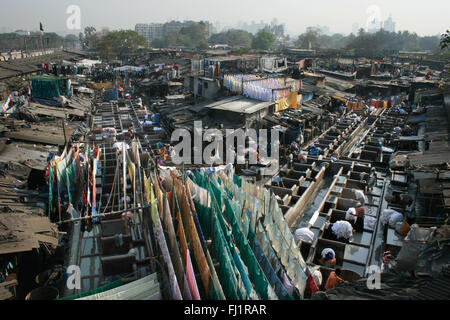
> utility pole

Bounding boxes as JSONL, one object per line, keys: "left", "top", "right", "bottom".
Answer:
{"left": 24, "top": 35, "right": 28, "bottom": 57}
{"left": 40, "top": 32, "right": 45, "bottom": 54}
{"left": 62, "top": 112, "right": 68, "bottom": 146}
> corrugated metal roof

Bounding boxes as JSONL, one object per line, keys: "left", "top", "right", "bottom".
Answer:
{"left": 206, "top": 96, "right": 273, "bottom": 114}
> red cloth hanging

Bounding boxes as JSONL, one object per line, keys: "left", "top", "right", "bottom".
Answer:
{"left": 307, "top": 274, "right": 319, "bottom": 294}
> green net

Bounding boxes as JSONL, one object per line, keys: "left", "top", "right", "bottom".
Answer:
{"left": 57, "top": 279, "right": 123, "bottom": 300}
{"left": 31, "top": 75, "right": 66, "bottom": 99}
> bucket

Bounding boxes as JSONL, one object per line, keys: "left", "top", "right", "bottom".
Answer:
{"left": 25, "top": 287, "right": 59, "bottom": 300}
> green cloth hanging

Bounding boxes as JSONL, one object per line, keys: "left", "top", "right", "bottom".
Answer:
{"left": 57, "top": 279, "right": 123, "bottom": 300}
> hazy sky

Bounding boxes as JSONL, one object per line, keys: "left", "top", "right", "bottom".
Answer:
{"left": 0, "top": 0, "right": 448, "bottom": 36}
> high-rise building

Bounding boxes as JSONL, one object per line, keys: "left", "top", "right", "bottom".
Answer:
{"left": 135, "top": 23, "right": 164, "bottom": 43}
{"left": 352, "top": 23, "right": 360, "bottom": 35}
{"left": 383, "top": 15, "right": 396, "bottom": 33}
{"left": 367, "top": 17, "right": 382, "bottom": 33}
{"left": 204, "top": 22, "right": 216, "bottom": 37}
{"left": 163, "top": 21, "right": 185, "bottom": 37}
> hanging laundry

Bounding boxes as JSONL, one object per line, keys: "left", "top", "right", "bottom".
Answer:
{"left": 275, "top": 91, "right": 298, "bottom": 112}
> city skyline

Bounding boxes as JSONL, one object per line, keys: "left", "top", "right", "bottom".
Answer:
{"left": 0, "top": 0, "right": 447, "bottom": 37}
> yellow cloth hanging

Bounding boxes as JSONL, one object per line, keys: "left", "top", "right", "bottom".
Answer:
{"left": 275, "top": 91, "right": 298, "bottom": 112}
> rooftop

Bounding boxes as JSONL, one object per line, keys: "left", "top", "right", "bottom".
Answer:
{"left": 205, "top": 96, "right": 273, "bottom": 114}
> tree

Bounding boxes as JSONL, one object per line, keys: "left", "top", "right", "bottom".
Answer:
{"left": 209, "top": 29, "right": 253, "bottom": 48}
{"left": 94, "top": 30, "right": 149, "bottom": 60}
{"left": 64, "top": 34, "right": 79, "bottom": 49}
{"left": 160, "top": 22, "right": 209, "bottom": 49}
{"left": 84, "top": 26, "right": 96, "bottom": 38}
{"left": 419, "top": 36, "right": 440, "bottom": 52}
{"left": 177, "top": 22, "right": 209, "bottom": 48}
{"left": 82, "top": 26, "right": 97, "bottom": 48}
{"left": 321, "top": 33, "right": 348, "bottom": 49}
{"left": 252, "top": 29, "right": 275, "bottom": 50}
{"left": 440, "top": 30, "right": 450, "bottom": 50}
{"left": 295, "top": 27, "right": 322, "bottom": 49}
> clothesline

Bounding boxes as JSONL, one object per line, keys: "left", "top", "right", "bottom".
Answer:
{"left": 224, "top": 74, "right": 296, "bottom": 102}
{"left": 55, "top": 204, "right": 151, "bottom": 225}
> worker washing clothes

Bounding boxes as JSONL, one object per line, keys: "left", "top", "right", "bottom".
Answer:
{"left": 346, "top": 206, "right": 365, "bottom": 232}
{"left": 325, "top": 268, "right": 344, "bottom": 290}
{"left": 319, "top": 248, "right": 337, "bottom": 268}
{"left": 314, "top": 162, "right": 330, "bottom": 174}
{"left": 393, "top": 126, "right": 402, "bottom": 135}
{"left": 324, "top": 221, "right": 354, "bottom": 242}
{"left": 272, "top": 175, "right": 284, "bottom": 188}
{"left": 126, "top": 124, "right": 135, "bottom": 141}
{"left": 290, "top": 141, "right": 299, "bottom": 153}
{"left": 405, "top": 198, "right": 416, "bottom": 225}
{"left": 353, "top": 189, "right": 366, "bottom": 206}
{"left": 288, "top": 153, "right": 294, "bottom": 169}
{"left": 309, "top": 146, "right": 322, "bottom": 156}
{"left": 367, "top": 168, "right": 377, "bottom": 192}
{"left": 345, "top": 208, "right": 359, "bottom": 224}
{"left": 137, "top": 97, "right": 143, "bottom": 107}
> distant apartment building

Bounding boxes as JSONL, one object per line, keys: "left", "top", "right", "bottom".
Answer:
{"left": 136, "top": 20, "right": 215, "bottom": 44}
{"left": 237, "top": 21, "right": 267, "bottom": 35}
{"left": 383, "top": 15, "right": 396, "bottom": 33}
{"left": 135, "top": 23, "right": 164, "bottom": 43}
{"left": 163, "top": 21, "right": 186, "bottom": 37}
{"left": 205, "top": 22, "right": 216, "bottom": 37}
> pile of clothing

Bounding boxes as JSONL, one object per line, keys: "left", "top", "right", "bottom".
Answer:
{"left": 381, "top": 209, "right": 404, "bottom": 227}
{"left": 331, "top": 221, "right": 354, "bottom": 239}
{"left": 294, "top": 228, "right": 315, "bottom": 244}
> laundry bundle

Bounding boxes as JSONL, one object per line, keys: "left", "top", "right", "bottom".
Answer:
{"left": 381, "top": 209, "right": 404, "bottom": 227}
{"left": 294, "top": 228, "right": 315, "bottom": 244}
{"left": 331, "top": 220, "right": 354, "bottom": 239}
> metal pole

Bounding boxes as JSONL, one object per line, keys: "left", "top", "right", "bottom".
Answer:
{"left": 123, "top": 137, "right": 127, "bottom": 210}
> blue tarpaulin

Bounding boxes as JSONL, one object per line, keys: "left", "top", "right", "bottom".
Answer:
{"left": 104, "top": 88, "right": 118, "bottom": 101}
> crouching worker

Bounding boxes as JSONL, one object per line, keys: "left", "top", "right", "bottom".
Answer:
{"left": 319, "top": 248, "right": 337, "bottom": 268}
{"left": 325, "top": 267, "right": 344, "bottom": 290}
{"left": 346, "top": 206, "right": 365, "bottom": 232}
